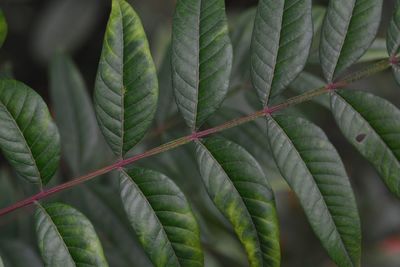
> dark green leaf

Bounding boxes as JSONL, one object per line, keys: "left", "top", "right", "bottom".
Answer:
{"left": 119, "top": 167, "right": 203, "bottom": 267}
{"left": 195, "top": 137, "right": 280, "bottom": 267}
{"left": 172, "top": 0, "right": 232, "bottom": 130}
{"left": 0, "top": 80, "right": 60, "bottom": 185}
{"left": 320, "top": 0, "right": 383, "bottom": 82}
{"left": 0, "top": 241, "right": 42, "bottom": 267}
{"left": 251, "top": 0, "right": 312, "bottom": 104}
{"left": 35, "top": 202, "right": 108, "bottom": 267}
{"left": 0, "top": 9, "right": 7, "bottom": 48}
{"left": 50, "top": 53, "right": 107, "bottom": 175}
{"left": 331, "top": 90, "right": 400, "bottom": 197}
{"left": 266, "top": 115, "right": 361, "bottom": 266}
{"left": 94, "top": 0, "right": 158, "bottom": 157}
{"left": 387, "top": 0, "right": 400, "bottom": 57}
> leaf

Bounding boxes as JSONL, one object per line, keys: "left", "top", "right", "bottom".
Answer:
{"left": 0, "top": 241, "right": 42, "bottom": 267}
{"left": 0, "top": 9, "right": 7, "bottom": 48}
{"left": 0, "top": 80, "right": 60, "bottom": 185}
{"left": 172, "top": 0, "right": 232, "bottom": 130}
{"left": 330, "top": 90, "right": 400, "bottom": 197}
{"left": 320, "top": 0, "right": 383, "bottom": 82}
{"left": 387, "top": 0, "right": 400, "bottom": 57}
{"left": 195, "top": 137, "right": 280, "bottom": 267}
{"left": 119, "top": 167, "right": 203, "bottom": 267}
{"left": 94, "top": 0, "right": 158, "bottom": 157}
{"left": 266, "top": 115, "right": 361, "bottom": 266}
{"left": 289, "top": 72, "right": 330, "bottom": 108}
{"left": 35, "top": 202, "right": 108, "bottom": 267}
{"left": 50, "top": 53, "right": 108, "bottom": 175}
{"left": 250, "top": 0, "right": 312, "bottom": 105}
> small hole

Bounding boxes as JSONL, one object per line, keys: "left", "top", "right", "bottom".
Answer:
{"left": 356, "top": 134, "right": 367, "bottom": 143}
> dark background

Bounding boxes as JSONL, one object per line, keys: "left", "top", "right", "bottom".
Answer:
{"left": 0, "top": 0, "right": 400, "bottom": 266}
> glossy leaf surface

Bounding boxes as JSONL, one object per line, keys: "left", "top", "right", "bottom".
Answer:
{"left": 251, "top": 0, "right": 312, "bottom": 105}
{"left": 35, "top": 202, "right": 108, "bottom": 267}
{"left": 320, "top": 0, "right": 382, "bottom": 81}
{"left": 331, "top": 90, "right": 400, "bottom": 197}
{"left": 119, "top": 167, "right": 203, "bottom": 267}
{"left": 0, "top": 80, "right": 60, "bottom": 185}
{"left": 172, "top": 0, "right": 232, "bottom": 130}
{"left": 195, "top": 137, "right": 280, "bottom": 267}
{"left": 95, "top": 0, "right": 158, "bottom": 157}
{"left": 267, "top": 115, "right": 361, "bottom": 266}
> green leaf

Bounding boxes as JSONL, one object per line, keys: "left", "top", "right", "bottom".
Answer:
{"left": 119, "top": 167, "right": 203, "bottom": 267}
{"left": 172, "top": 0, "right": 232, "bottom": 130}
{"left": 289, "top": 72, "right": 330, "bottom": 108}
{"left": 0, "top": 80, "right": 60, "bottom": 185}
{"left": 195, "top": 137, "right": 280, "bottom": 267}
{"left": 0, "top": 241, "right": 42, "bottom": 267}
{"left": 250, "top": 0, "right": 312, "bottom": 105}
{"left": 266, "top": 115, "right": 361, "bottom": 266}
{"left": 0, "top": 9, "right": 7, "bottom": 48}
{"left": 387, "top": 0, "right": 400, "bottom": 57}
{"left": 331, "top": 90, "right": 400, "bottom": 197}
{"left": 35, "top": 202, "right": 108, "bottom": 267}
{"left": 320, "top": 0, "right": 383, "bottom": 82}
{"left": 50, "top": 53, "right": 106, "bottom": 175}
{"left": 94, "top": 0, "right": 158, "bottom": 157}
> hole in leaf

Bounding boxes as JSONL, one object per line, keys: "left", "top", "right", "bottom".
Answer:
{"left": 356, "top": 134, "right": 367, "bottom": 143}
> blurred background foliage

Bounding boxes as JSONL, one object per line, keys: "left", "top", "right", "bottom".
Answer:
{"left": 0, "top": 0, "right": 400, "bottom": 266}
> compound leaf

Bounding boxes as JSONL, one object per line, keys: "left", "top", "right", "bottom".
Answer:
{"left": 172, "top": 0, "right": 232, "bottom": 130}
{"left": 320, "top": 0, "right": 383, "bottom": 82}
{"left": 0, "top": 80, "right": 60, "bottom": 185}
{"left": 35, "top": 202, "right": 108, "bottom": 267}
{"left": 119, "top": 167, "right": 203, "bottom": 267}
{"left": 94, "top": 0, "right": 158, "bottom": 157}
{"left": 250, "top": 0, "right": 312, "bottom": 105}
{"left": 266, "top": 115, "right": 361, "bottom": 267}
{"left": 195, "top": 137, "right": 280, "bottom": 267}
{"left": 331, "top": 90, "right": 400, "bottom": 197}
